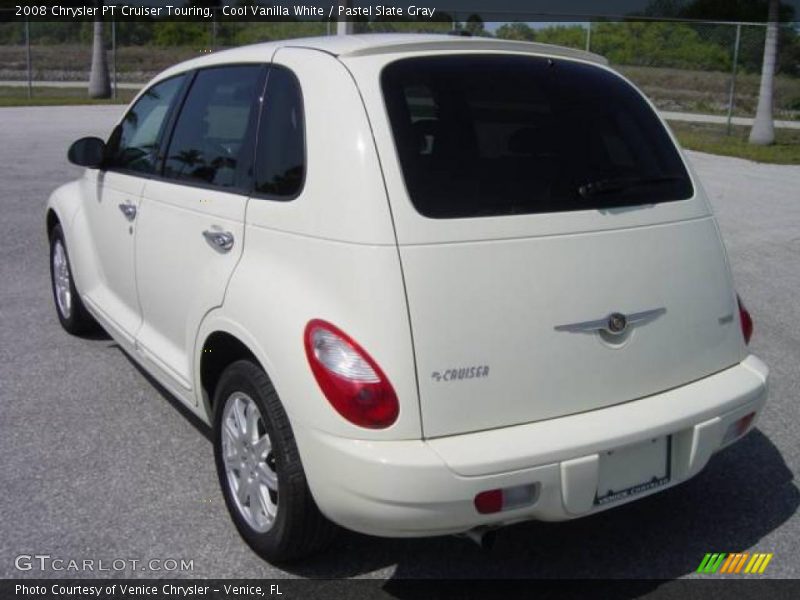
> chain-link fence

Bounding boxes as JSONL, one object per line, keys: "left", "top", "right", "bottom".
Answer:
{"left": 1, "top": 18, "right": 798, "bottom": 127}
{"left": 488, "top": 20, "right": 800, "bottom": 124}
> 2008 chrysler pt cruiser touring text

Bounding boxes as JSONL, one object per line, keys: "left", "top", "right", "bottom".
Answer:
{"left": 47, "top": 34, "right": 768, "bottom": 561}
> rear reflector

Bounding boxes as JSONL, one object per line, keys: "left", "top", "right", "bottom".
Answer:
{"left": 474, "top": 489, "right": 503, "bottom": 514}
{"left": 474, "top": 484, "right": 537, "bottom": 514}
{"left": 722, "top": 412, "right": 756, "bottom": 446}
{"left": 737, "top": 295, "right": 753, "bottom": 345}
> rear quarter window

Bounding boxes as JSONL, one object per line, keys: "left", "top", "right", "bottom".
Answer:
{"left": 253, "top": 65, "right": 305, "bottom": 199}
{"left": 381, "top": 55, "right": 693, "bottom": 219}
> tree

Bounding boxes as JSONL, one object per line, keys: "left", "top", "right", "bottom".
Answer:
{"left": 496, "top": 23, "right": 537, "bottom": 42}
{"left": 749, "top": 0, "right": 780, "bottom": 145}
{"left": 152, "top": 22, "right": 208, "bottom": 46}
{"left": 338, "top": 0, "right": 354, "bottom": 35}
{"left": 87, "top": 0, "right": 110, "bottom": 98}
{"left": 464, "top": 15, "right": 487, "bottom": 37}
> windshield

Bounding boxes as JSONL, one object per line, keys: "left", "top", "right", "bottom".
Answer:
{"left": 381, "top": 55, "right": 693, "bottom": 219}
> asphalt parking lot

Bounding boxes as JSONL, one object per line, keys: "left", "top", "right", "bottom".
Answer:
{"left": 1, "top": 105, "right": 798, "bottom": 581}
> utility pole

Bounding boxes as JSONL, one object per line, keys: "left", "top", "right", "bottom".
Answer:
{"left": 25, "top": 18, "right": 32, "bottom": 100}
{"left": 585, "top": 21, "right": 592, "bottom": 52}
{"left": 725, "top": 24, "right": 742, "bottom": 136}
{"left": 337, "top": 0, "right": 354, "bottom": 35}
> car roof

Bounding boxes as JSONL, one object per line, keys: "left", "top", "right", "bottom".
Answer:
{"left": 157, "top": 33, "right": 607, "bottom": 80}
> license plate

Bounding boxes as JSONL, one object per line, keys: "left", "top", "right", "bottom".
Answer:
{"left": 594, "top": 436, "right": 671, "bottom": 506}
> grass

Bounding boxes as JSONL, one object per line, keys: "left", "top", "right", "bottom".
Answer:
{"left": 0, "top": 44, "right": 199, "bottom": 83}
{"left": 669, "top": 121, "right": 800, "bottom": 165}
{"left": 0, "top": 85, "right": 136, "bottom": 107}
{"left": 619, "top": 66, "right": 800, "bottom": 120}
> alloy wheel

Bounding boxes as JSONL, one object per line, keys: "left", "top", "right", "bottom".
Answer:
{"left": 52, "top": 240, "right": 72, "bottom": 319}
{"left": 221, "top": 392, "right": 278, "bottom": 533}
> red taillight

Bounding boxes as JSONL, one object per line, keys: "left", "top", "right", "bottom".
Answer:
{"left": 304, "top": 320, "right": 399, "bottom": 429}
{"left": 474, "top": 484, "right": 537, "bottom": 514}
{"left": 474, "top": 489, "right": 504, "bottom": 514}
{"left": 737, "top": 295, "right": 753, "bottom": 345}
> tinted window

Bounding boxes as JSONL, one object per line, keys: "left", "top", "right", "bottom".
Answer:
{"left": 254, "top": 66, "right": 305, "bottom": 198}
{"left": 164, "top": 65, "right": 264, "bottom": 190}
{"left": 382, "top": 56, "right": 693, "bottom": 219}
{"left": 107, "top": 75, "right": 184, "bottom": 174}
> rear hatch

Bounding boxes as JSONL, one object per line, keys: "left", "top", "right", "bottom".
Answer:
{"left": 376, "top": 54, "right": 744, "bottom": 438}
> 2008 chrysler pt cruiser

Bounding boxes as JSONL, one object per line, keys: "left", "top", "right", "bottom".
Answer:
{"left": 47, "top": 34, "right": 768, "bottom": 561}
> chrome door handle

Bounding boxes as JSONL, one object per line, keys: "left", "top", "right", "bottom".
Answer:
{"left": 118, "top": 202, "right": 137, "bottom": 221}
{"left": 202, "top": 229, "right": 234, "bottom": 252}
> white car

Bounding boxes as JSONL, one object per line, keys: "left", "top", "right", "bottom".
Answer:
{"left": 47, "top": 34, "right": 768, "bottom": 561}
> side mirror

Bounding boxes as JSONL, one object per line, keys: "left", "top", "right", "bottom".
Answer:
{"left": 68, "top": 137, "right": 106, "bottom": 169}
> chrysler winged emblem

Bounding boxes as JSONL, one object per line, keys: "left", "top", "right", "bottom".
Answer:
{"left": 554, "top": 308, "right": 666, "bottom": 336}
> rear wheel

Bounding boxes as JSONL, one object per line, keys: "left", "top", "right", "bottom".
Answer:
{"left": 212, "top": 360, "right": 337, "bottom": 561}
{"left": 49, "top": 224, "right": 97, "bottom": 335}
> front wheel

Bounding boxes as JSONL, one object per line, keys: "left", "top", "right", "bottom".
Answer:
{"left": 212, "top": 360, "right": 337, "bottom": 562}
{"left": 49, "top": 224, "right": 97, "bottom": 335}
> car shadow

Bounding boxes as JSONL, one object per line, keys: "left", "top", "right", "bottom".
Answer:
{"left": 78, "top": 326, "right": 112, "bottom": 341}
{"left": 283, "top": 429, "right": 797, "bottom": 587}
{"left": 112, "top": 344, "right": 212, "bottom": 442}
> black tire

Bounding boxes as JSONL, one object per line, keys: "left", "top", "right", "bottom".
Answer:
{"left": 49, "top": 224, "right": 97, "bottom": 335}
{"left": 213, "top": 360, "right": 337, "bottom": 562}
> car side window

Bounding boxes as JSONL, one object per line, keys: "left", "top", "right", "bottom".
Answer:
{"left": 163, "top": 65, "right": 265, "bottom": 190}
{"left": 254, "top": 66, "right": 305, "bottom": 199}
{"left": 106, "top": 75, "right": 185, "bottom": 174}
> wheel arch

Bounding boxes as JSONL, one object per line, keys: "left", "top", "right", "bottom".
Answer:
{"left": 195, "top": 316, "right": 284, "bottom": 424}
{"left": 45, "top": 179, "right": 84, "bottom": 235}
{"left": 45, "top": 179, "right": 101, "bottom": 297}
{"left": 46, "top": 208, "right": 60, "bottom": 239}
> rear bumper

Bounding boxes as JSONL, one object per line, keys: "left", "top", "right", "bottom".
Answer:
{"left": 294, "top": 355, "right": 768, "bottom": 537}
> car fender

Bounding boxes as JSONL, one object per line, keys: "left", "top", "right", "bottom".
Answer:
{"left": 46, "top": 175, "right": 101, "bottom": 297}
{"left": 193, "top": 310, "right": 282, "bottom": 426}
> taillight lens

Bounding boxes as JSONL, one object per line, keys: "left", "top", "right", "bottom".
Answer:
{"left": 304, "top": 320, "right": 399, "bottom": 429}
{"left": 474, "top": 489, "right": 503, "bottom": 514}
{"left": 737, "top": 295, "right": 753, "bottom": 345}
{"left": 474, "top": 484, "right": 537, "bottom": 514}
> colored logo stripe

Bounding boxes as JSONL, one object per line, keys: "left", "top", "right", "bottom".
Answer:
{"left": 720, "top": 553, "right": 748, "bottom": 573}
{"left": 697, "top": 552, "right": 773, "bottom": 574}
{"left": 745, "top": 553, "right": 773, "bottom": 574}
{"left": 697, "top": 553, "right": 726, "bottom": 573}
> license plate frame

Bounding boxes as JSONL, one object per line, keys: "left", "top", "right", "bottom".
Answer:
{"left": 594, "top": 436, "right": 672, "bottom": 507}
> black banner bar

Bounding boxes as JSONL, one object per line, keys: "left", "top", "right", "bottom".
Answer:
{"left": 1, "top": 0, "right": 798, "bottom": 23}
{"left": 4, "top": 579, "right": 800, "bottom": 600}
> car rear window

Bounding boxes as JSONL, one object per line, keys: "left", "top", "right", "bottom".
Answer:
{"left": 381, "top": 55, "right": 693, "bottom": 219}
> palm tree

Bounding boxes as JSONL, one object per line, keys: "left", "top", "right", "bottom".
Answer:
{"left": 337, "top": 0, "right": 354, "bottom": 35}
{"left": 88, "top": 0, "right": 110, "bottom": 99}
{"left": 749, "top": 0, "right": 780, "bottom": 145}
{"left": 172, "top": 149, "right": 205, "bottom": 177}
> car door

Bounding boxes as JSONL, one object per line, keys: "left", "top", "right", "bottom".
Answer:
{"left": 133, "top": 65, "right": 266, "bottom": 394}
{"left": 82, "top": 75, "right": 186, "bottom": 341}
